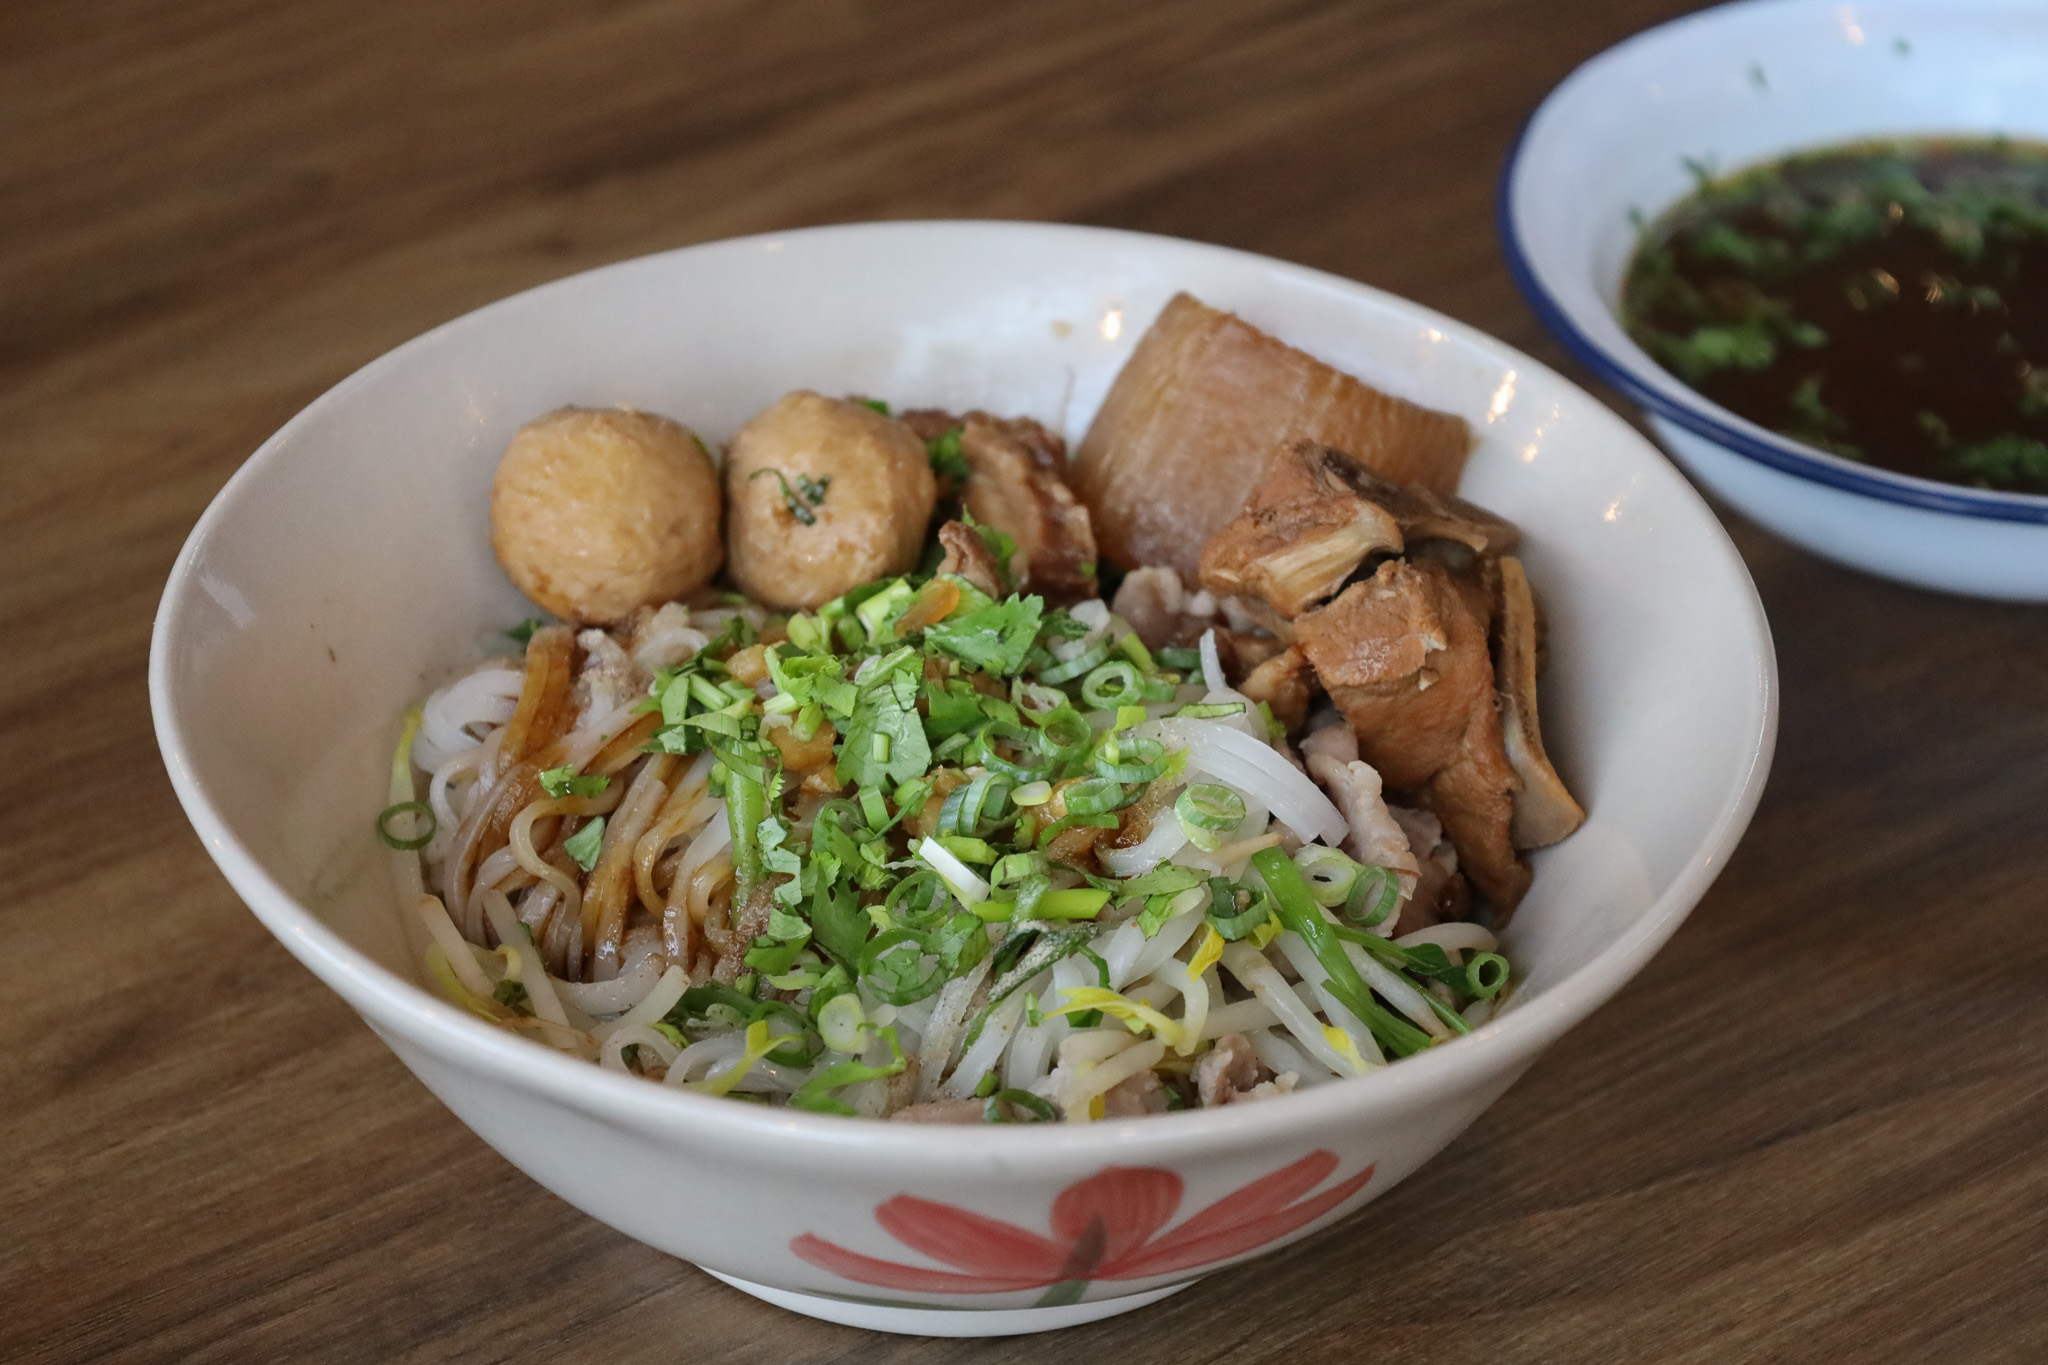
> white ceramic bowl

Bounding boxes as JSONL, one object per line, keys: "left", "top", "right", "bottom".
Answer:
{"left": 150, "top": 222, "right": 1775, "bottom": 1337}
{"left": 1503, "top": 0, "right": 2048, "bottom": 600}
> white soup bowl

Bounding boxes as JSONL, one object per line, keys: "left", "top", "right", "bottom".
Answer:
{"left": 150, "top": 221, "right": 1776, "bottom": 1337}
{"left": 1503, "top": 0, "right": 2048, "bottom": 599}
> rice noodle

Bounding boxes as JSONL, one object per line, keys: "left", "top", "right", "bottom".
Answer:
{"left": 418, "top": 666, "right": 522, "bottom": 769}
{"left": 1134, "top": 717, "right": 1346, "bottom": 845}
{"left": 665, "top": 1032, "right": 745, "bottom": 1087}
{"left": 426, "top": 747, "right": 484, "bottom": 864}
{"left": 555, "top": 950, "right": 665, "bottom": 1016}
{"left": 1096, "top": 802, "right": 1190, "bottom": 877}
{"left": 581, "top": 752, "right": 678, "bottom": 980}
{"left": 601, "top": 1024, "right": 682, "bottom": 1074}
{"left": 591, "top": 964, "right": 687, "bottom": 1042}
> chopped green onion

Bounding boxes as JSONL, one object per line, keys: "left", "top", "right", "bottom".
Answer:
{"left": 1061, "top": 777, "right": 1130, "bottom": 815}
{"left": 1464, "top": 952, "right": 1510, "bottom": 999}
{"left": 1036, "top": 811, "right": 1119, "bottom": 847}
{"left": 1032, "top": 705, "right": 1093, "bottom": 759}
{"left": 376, "top": 800, "right": 435, "bottom": 851}
{"left": 1079, "top": 660, "right": 1143, "bottom": 709}
{"left": 1176, "top": 783, "right": 1244, "bottom": 833}
{"left": 1204, "top": 878, "right": 1269, "bottom": 940}
{"left": 1039, "top": 641, "right": 1109, "bottom": 684}
{"left": 883, "top": 870, "right": 952, "bottom": 930}
{"left": 1174, "top": 701, "right": 1246, "bottom": 720}
{"left": 1032, "top": 887, "right": 1112, "bottom": 919}
{"left": 939, "top": 769, "right": 1010, "bottom": 835}
{"left": 984, "top": 1089, "right": 1058, "bottom": 1123}
{"left": 1012, "top": 779, "right": 1053, "bottom": 806}
{"left": 972, "top": 720, "right": 1050, "bottom": 781}
{"left": 1093, "top": 735, "right": 1167, "bottom": 783}
{"left": 1341, "top": 864, "right": 1403, "bottom": 929}
{"left": 859, "top": 929, "right": 946, "bottom": 1006}
{"left": 987, "top": 851, "right": 1044, "bottom": 893}
{"left": 817, "top": 992, "right": 868, "bottom": 1053}
{"left": 788, "top": 1026, "right": 907, "bottom": 1115}
{"left": 939, "top": 835, "right": 1000, "bottom": 865}
{"left": 1293, "top": 844, "right": 1361, "bottom": 908}
{"left": 1158, "top": 647, "right": 1203, "bottom": 671}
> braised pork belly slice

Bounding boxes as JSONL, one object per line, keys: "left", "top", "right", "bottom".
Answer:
{"left": 1238, "top": 645, "right": 1314, "bottom": 735}
{"left": 1072, "top": 293, "right": 1474, "bottom": 583}
{"left": 1294, "top": 558, "right": 1531, "bottom": 916}
{"left": 1497, "top": 556, "right": 1585, "bottom": 849}
{"left": 934, "top": 518, "right": 1006, "bottom": 598}
{"left": 1199, "top": 441, "right": 1405, "bottom": 616}
{"left": 1200, "top": 440, "right": 1521, "bottom": 620}
{"left": 901, "top": 408, "right": 1098, "bottom": 602}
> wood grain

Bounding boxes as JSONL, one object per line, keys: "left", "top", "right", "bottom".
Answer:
{"left": 5, "top": 1, "right": 2046, "bottom": 1360}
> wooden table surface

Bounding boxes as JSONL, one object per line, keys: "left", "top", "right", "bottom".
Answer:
{"left": 7, "top": 1, "right": 2046, "bottom": 1360}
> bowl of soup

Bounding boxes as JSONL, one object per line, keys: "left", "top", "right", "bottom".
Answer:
{"left": 150, "top": 221, "right": 1775, "bottom": 1337}
{"left": 1501, "top": 0, "right": 2048, "bottom": 599}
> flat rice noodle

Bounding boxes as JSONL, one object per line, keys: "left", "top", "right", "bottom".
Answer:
{"left": 1073, "top": 293, "right": 1474, "bottom": 583}
{"left": 450, "top": 737, "right": 563, "bottom": 919}
{"left": 580, "top": 753, "right": 677, "bottom": 980}
{"left": 589, "top": 712, "right": 662, "bottom": 774}
{"left": 496, "top": 625, "right": 577, "bottom": 773}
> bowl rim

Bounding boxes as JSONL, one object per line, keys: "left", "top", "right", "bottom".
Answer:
{"left": 1498, "top": 0, "right": 2048, "bottom": 526}
{"left": 149, "top": 218, "right": 1779, "bottom": 1162}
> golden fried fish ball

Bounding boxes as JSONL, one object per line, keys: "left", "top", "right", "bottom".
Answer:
{"left": 723, "top": 392, "right": 937, "bottom": 610}
{"left": 491, "top": 406, "right": 722, "bottom": 624}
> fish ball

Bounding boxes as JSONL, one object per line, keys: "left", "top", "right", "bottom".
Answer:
{"left": 723, "top": 391, "right": 937, "bottom": 610}
{"left": 491, "top": 406, "right": 723, "bottom": 624}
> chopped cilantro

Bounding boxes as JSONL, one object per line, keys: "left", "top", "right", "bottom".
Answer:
{"left": 564, "top": 816, "right": 606, "bottom": 871}
{"left": 505, "top": 617, "right": 547, "bottom": 645}
{"left": 924, "top": 594, "right": 1044, "bottom": 677}
{"left": 538, "top": 766, "right": 609, "bottom": 799}
{"left": 751, "top": 467, "right": 830, "bottom": 526}
{"left": 836, "top": 647, "right": 931, "bottom": 790}
{"left": 927, "top": 426, "right": 970, "bottom": 481}
{"left": 859, "top": 397, "right": 891, "bottom": 415}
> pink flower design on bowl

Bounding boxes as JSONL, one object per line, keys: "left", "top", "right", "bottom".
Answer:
{"left": 792, "top": 1149, "right": 1373, "bottom": 1307}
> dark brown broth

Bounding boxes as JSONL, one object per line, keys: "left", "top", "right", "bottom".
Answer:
{"left": 1621, "top": 138, "right": 2048, "bottom": 494}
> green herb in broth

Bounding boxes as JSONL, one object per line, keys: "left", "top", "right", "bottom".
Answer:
{"left": 1622, "top": 137, "right": 2048, "bottom": 493}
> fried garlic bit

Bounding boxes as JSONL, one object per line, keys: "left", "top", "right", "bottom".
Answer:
{"left": 490, "top": 406, "right": 723, "bottom": 624}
